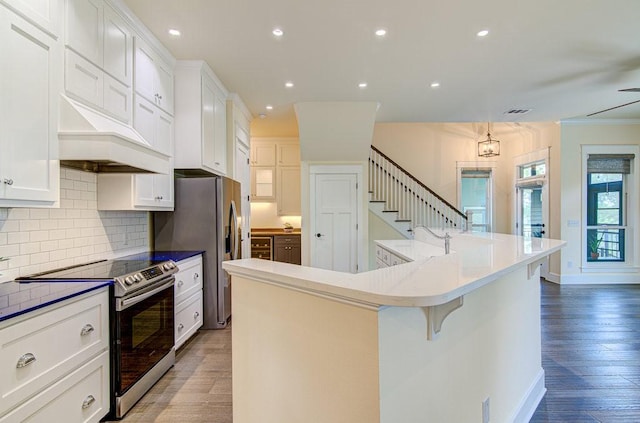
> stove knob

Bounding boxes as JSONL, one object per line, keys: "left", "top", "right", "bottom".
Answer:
{"left": 124, "top": 276, "right": 135, "bottom": 286}
{"left": 134, "top": 274, "right": 143, "bottom": 282}
{"left": 163, "top": 262, "right": 174, "bottom": 271}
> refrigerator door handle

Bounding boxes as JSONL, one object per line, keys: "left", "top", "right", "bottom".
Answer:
{"left": 230, "top": 200, "right": 239, "bottom": 260}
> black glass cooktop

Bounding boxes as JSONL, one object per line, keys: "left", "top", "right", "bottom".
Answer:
{"left": 17, "top": 258, "right": 167, "bottom": 281}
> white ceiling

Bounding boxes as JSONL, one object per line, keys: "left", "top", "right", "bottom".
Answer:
{"left": 123, "top": 0, "right": 640, "bottom": 130}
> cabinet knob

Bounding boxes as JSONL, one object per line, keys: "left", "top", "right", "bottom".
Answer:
{"left": 316, "top": 233, "right": 324, "bottom": 238}
{"left": 178, "top": 323, "right": 184, "bottom": 331}
{"left": 194, "top": 311, "right": 200, "bottom": 319}
{"left": 16, "top": 353, "right": 36, "bottom": 368}
{"left": 193, "top": 273, "right": 199, "bottom": 280}
{"left": 82, "top": 395, "right": 96, "bottom": 410}
{"left": 177, "top": 280, "right": 184, "bottom": 287}
{"left": 80, "top": 324, "right": 95, "bottom": 336}
{"left": 4, "top": 178, "right": 13, "bottom": 185}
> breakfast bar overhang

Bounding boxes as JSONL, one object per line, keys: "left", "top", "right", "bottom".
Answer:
{"left": 223, "top": 230, "right": 565, "bottom": 423}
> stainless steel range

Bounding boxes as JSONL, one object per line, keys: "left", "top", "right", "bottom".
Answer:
{"left": 17, "top": 257, "right": 179, "bottom": 419}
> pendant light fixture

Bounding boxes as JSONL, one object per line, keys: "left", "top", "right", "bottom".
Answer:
{"left": 478, "top": 123, "right": 500, "bottom": 157}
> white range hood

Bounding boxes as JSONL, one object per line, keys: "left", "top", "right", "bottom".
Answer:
{"left": 58, "top": 95, "right": 170, "bottom": 174}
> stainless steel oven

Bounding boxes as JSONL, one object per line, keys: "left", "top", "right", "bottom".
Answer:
{"left": 112, "top": 262, "right": 176, "bottom": 418}
{"left": 17, "top": 258, "right": 179, "bottom": 419}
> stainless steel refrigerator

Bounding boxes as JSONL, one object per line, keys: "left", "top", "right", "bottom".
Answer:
{"left": 152, "top": 176, "right": 241, "bottom": 329}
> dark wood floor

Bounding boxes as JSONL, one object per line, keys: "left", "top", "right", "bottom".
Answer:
{"left": 115, "top": 281, "right": 640, "bottom": 422}
{"left": 531, "top": 281, "right": 640, "bottom": 422}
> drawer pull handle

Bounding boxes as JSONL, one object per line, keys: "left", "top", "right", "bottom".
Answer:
{"left": 80, "top": 324, "right": 95, "bottom": 336}
{"left": 177, "top": 280, "right": 184, "bottom": 287}
{"left": 178, "top": 323, "right": 184, "bottom": 331}
{"left": 16, "top": 353, "right": 36, "bottom": 368}
{"left": 194, "top": 311, "right": 200, "bottom": 319}
{"left": 82, "top": 395, "right": 96, "bottom": 409}
{"left": 193, "top": 272, "right": 199, "bottom": 280}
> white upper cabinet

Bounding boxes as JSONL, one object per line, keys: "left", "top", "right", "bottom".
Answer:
{"left": 0, "top": 5, "right": 59, "bottom": 207}
{"left": 0, "top": 0, "right": 60, "bottom": 37}
{"left": 134, "top": 36, "right": 173, "bottom": 115}
{"left": 277, "top": 142, "right": 300, "bottom": 166}
{"left": 64, "top": 0, "right": 132, "bottom": 122}
{"left": 97, "top": 161, "right": 174, "bottom": 211}
{"left": 251, "top": 141, "right": 276, "bottom": 166}
{"left": 174, "top": 60, "right": 228, "bottom": 176}
{"left": 103, "top": 4, "right": 131, "bottom": 84}
{"left": 65, "top": 0, "right": 102, "bottom": 65}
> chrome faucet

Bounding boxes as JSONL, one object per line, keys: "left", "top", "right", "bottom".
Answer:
{"left": 415, "top": 226, "right": 451, "bottom": 254}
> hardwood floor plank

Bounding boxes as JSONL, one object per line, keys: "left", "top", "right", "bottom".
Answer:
{"left": 533, "top": 281, "right": 640, "bottom": 422}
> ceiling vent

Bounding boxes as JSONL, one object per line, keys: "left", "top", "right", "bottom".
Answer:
{"left": 503, "top": 108, "right": 532, "bottom": 115}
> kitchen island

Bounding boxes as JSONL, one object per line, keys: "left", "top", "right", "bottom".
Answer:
{"left": 223, "top": 229, "right": 565, "bottom": 423}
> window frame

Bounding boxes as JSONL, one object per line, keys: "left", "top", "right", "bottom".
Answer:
{"left": 581, "top": 145, "right": 639, "bottom": 271}
{"left": 456, "top": 161, "right": 496, "bottom": 233}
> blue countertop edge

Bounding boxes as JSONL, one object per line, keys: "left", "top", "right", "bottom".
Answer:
{"left": 0, "top": 251, "right": 204, "bottom": 324}
{"left": 0, "top": 281, "right": 112, "bottom": 324}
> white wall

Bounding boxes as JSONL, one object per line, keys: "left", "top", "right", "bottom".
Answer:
{"left": 0, "top": 168, "right": 149, "bottom": 282}
{"left": 249, "top": 202, "right": 301, "bottom": 229}
{"left": 560, "top": 121, "right": 640, "bottom": 283}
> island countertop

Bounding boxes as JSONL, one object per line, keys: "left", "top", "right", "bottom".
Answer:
{"left": 223, "top": 230, "right": 565, "bottom": 308}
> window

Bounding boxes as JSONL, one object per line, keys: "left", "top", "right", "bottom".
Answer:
{"left": 460, "top": 169, "right": 492, "bottom": 232}
{"left": 519, "top": 162, "right": 546, "bottom": 178}
{"left": 585, "top": 154, "right": 634, "bottom": 263}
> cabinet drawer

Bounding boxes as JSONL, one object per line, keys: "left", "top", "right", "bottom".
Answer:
{"left": 0, "top": 289, "right": 109, "bottom": 413}
{"left": 376, "top": 246, "right": 391, "bottom": 265}
{"left": 175, "top": 255, "right": 203, "bottom": 306}
{"left": 175, "top": 291, "right": 203, "bottom": 350}
{"left": 273, "top": 235, "right": 300, "bottom": 247}
{"left": 0, "top": 350, "right": 109, "bottom": 423}
{"left": 390, "top": 253, "right": 406, "bottom": 266}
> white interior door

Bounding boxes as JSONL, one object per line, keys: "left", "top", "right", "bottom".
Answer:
{"left": 310, "top": 173, "right": 358, "bottom": 273}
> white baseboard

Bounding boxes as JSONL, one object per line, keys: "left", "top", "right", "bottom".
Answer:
{"left": 560, "top": 273, "right": 640, "bottom": 284}
{"left": 509, "top": 368, "right": 546, "bottom": 423}
{"left": 543, "top": 272, "right": 561, "bottom": 284}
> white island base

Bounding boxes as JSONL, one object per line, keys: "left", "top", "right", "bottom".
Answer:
{"left": 232, "top": 265, "right": 543, "bottom": 423}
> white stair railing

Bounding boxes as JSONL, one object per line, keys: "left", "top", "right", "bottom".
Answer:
{"left": 369, "top": 146, "right": 467, "bottom": 230}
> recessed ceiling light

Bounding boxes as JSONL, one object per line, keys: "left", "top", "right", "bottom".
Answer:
{"left": 266, "top": 104, "right": 273, "bottom": 110}
{"left": 272, "top": 28, "right": 284, "bottom": 37}
{"left": 358, "top": 82, "right": 368, "bottom": 88}
{"left": 168, "top": 28, "right": 181, "bottom": 36}
{"left": 285, "top": 81, "right": 294, "bottom": 88}
{"left": 375, "top": 28, "right": 387, "bottom": 37}
{"left": 259, "top": 113, "right": 267, "bottom": 119}
{"left": 477, "top": 29, "right": 489, "bottom": 37}
{"left": 430, "top": 82, "right": 440, "bottom": 88}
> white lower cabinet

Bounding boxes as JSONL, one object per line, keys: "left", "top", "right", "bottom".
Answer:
{"left": 174, "top": 255, "right": 203, "bottom": 349}
{"left": 0, "top": 351, "right": 109, "bottom": 423}
{"left": 175, "top": 292, "right": 203, "bottom": 350}
{"left": 375, "top": 245, "right": 408, "bottom": 268}
{"left": 0, "top": 287, "right": 109, "bottom": 422}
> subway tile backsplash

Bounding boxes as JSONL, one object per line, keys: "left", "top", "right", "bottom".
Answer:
{"left": 0, "top": 168, "right": 149, "bottom": 282}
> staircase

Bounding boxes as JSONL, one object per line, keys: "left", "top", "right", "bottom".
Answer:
{"left": 368, "top": 146, "right": 468, "bottom": 238}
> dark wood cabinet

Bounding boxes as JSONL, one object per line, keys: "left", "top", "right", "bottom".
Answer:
{"left": 273, "top": 235, "right": 301, "bottom": 265}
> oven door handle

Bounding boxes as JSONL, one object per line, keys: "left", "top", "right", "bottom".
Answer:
{"left": 116, "top": 277, "right": 174, "bottom": 311}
